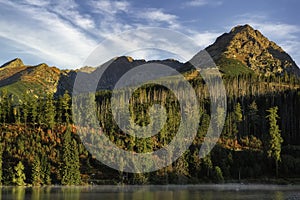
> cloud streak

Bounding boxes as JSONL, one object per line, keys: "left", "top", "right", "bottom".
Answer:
{"left": 136, "top": 9, "right": 179, "bottom": 29}
{"left": 89, "top": 0, "right": 130, "bottom": 15}
{"left": 0, "top": 0, "right": 206, "bottom": 68}
{"left": 184, "top": 0, "right": 223, "bottom": 7}
{"left": 0, "top": 1, "right": 98, "bottom": 68}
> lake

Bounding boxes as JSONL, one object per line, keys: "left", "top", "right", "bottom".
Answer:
{"left": 1, "top": 184, "right": 300, "bottom": 200}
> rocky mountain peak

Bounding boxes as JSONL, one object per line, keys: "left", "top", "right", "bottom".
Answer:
{"left": 230, "top": 24, "right": 255, "bottom": 34}
{"left": 0, "top": 58, "right": 24, "bottom": 68}
{"left": 206, "top": 24, "right": 300, "bottom": 77}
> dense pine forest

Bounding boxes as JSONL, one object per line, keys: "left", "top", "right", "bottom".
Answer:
{"left": 1, "top": 24, "right": 300, "bottom": 186}
{"left": 0, "top": 68, "right": 299, "bottom": 186}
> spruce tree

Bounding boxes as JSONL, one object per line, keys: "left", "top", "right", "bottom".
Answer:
{"left": 40, "top": 154, "right": 51, "bottom": 185}
{"left": 61, "top": 127, "right": 81, "bottom": 185}
{"left": 32, "top": 155, "right": 42, "bottom": 186}
{"left": 1, "top": 89, "right": 8, "bottom": 123}
{"left": 234, "top": 102, "right": 243, "bottom": 140}
{"left": 29, "top": 96, "right": 38, "bottom": 124}
{"left": 71, "top": 139, "right": 81, "bottom": 185}
{"left": 61, "top": 92, "right": 71, "bottom": 124}
{"left": 61, "top": 127, "right": 72, "bottom": 185}
{"left": 12, "top": 161, "right": 26, "bottom": 186}
{"left": 21, "top": 92, "right": 30, "bottom": 125}
{"left": 266, "top": 106, "right": 283, "bottom": 177}
{"left": 44, "top": 94, "right": 56, "bottom": 129}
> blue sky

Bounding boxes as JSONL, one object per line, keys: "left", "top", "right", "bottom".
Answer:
{"left": 0, "top": 0, "right": 299, "bottom": 69}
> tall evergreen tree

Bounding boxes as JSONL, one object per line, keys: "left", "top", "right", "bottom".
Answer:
{"left": 12, "top": 161, "right": 26, "bottom": 186}
{"left": 266, "top": 106, "right": 283, "bottom": 177}
{"left": 31, "top": 155, "right": 42, "bottom": 186}
{"left": 21, "top": 92, "right": 30, "bottom": 125}
{"left": 61, "top": 92, "right": 71, "bottom": 124}
{"left": 44, "top": 94, "right": 56, "bottom": 129}
{"left": 29, "top": 95, "right": 38, "bottom": 124}
{"left": 71, "top": 139, "right": 81, "bottom": 184}
{"left": 234, "top": 102, "right": 243, "bottom": 140}
{"left": 1, "top": 89, "right": 8, "bottom": 123}
{"left": 61, "top": 127, "right": 81, "bottom": 185}
{"left": 61, "top": 127, "right": 72, "bottom": 185}
{"left": 41, "top": 154, "right": 51, "bottom": 185}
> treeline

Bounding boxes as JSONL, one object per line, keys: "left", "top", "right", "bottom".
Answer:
{"left": 0, "top": 91, "right": 87, "bottom": 186}
{"left": 0, "top": 72, "right": 299, "bottom": 185}
{"left": 0, "top": 90, "right": 72, "bottom": 127}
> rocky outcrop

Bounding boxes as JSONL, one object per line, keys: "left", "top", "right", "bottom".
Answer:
{"left": 206, "top": 24, "right": 300, "bottom": 77}
{"left": 0, "top": 58, "right": 24, "bottom": 68}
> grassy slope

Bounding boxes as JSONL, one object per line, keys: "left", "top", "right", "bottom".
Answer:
{"left": 217, "top": 56, "right": 254, "bottom": 76}
{"left": 1, "top": 81, "right": 44, "bottom": 97}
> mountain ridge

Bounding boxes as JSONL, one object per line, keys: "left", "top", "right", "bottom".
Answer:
{"left": 1, "top": 24, "right": 300, "bottom": 98}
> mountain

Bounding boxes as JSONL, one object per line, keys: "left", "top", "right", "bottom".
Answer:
{"left": 206, "top": 24, "right": 300, "bottom": 77}
{"left": 0, "top": 25, "right": 300, "bottom": 186}
{"left": 1, "top": 24, "right": 300, "bottom": 98}
{"left": 0, "top": 58, "right": 61, "bottom": 98}
{"left": 55, "top": 56, "right": 184, "bottom": 95}
{"left": 0, "top": 58, "right": 61, "bottom": 97}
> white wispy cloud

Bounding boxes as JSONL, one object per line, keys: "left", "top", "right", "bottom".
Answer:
{"left": 83, "top": 27, "right": 201, "bottom": 67}
{"left": 138, "top": 9, "right": 177, "bottom": 23}
{"left": 23, "top": 0, "right": 50, "bottom": 6}
{"left": 189, "top": 31, "right": 222, "bottom": 48}
{"left": 137, "top": 9, "right": 179, "bottom": 29}
{"left": 0, "top": 0, "right": 98, "bottom": 68}
{"left": 0, "top": 0, "right": 226, "bottom": 68}
{"left": 0, "top": 0, "right": 193, "bottom": 67}
{"left": 89, "top": 0, "right": 130, "bottom": 15}
{"left": 184, "top": 0, "right": 223, "bottom": 7}
{"left": 50, "top": 0, "right": 96, "bottom": 30}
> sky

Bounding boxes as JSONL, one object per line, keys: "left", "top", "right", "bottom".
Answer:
{"left": 0, "top": 0, "right": 299, "bottom": 69}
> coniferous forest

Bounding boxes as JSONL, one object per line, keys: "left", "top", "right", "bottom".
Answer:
{"left": 0, "top": 69, "right": 299, "bottom": 186}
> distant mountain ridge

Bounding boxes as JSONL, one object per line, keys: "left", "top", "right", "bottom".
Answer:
{"left": 0, "top": 58, "right": 61, "bottom": 97}
{"left": 1, "top": 24, "right": 300, "bottom": 98}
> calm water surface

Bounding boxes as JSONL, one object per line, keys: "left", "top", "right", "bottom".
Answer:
{"left": 1, "top": 184, "right": 300, "bottom": 200}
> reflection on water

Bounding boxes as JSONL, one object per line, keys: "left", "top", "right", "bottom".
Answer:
{"left": 1, "top": 184, "right": 300, "bottom": 200}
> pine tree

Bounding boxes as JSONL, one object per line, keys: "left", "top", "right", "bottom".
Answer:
{"left": 44, "top": 94, "right": 56, "bottom": 129}
{"left": 32, "top": 155, "right": 42, "bottom": 186}
{"left": 12, "top": 161, "right": 26, "bottom": 186}
{"left": 71, "top": 139, "right": 81, "bottom": 185}
{"left": 1, "top": 90, "right": 8, "bottom": 123}
{"left": 29, "top": 96, "right": 38, "bottom": 124}
{"left": 61, "top": 92, "right": 71, "bottom": 124}
{"left": 61, "top": 127, "right": 72, "bottom": 185}
{"left": 202, "top": 154, "right": 213, "bottom": 178}
{"left": 266, "top": 106, "right": 283, "bottom": 177}
{"left": 235, "top": 103, "right": 243, "bottom": 123}
{"left": 234, "top": 102, "right": 243, "bottom": 140}
{"left": 21, "top": 92, "right": 30, "bottom": 125}
{"left": 213, "top": 166, "right": 224, "bottom": 183}
{"left": 61, "top": 127, "right": 81, "bottom": 185}
{"left": 41, "top": 155, "right": 51, "bottom": 185}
